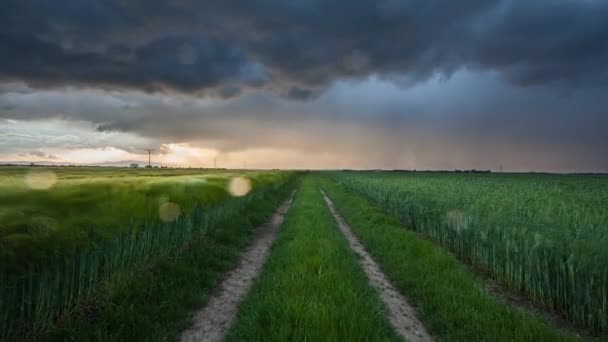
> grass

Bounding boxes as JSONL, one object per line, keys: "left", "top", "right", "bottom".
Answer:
{"left": 319, "top": 176, "right": 583, "bottom": 341}
{"left": 0, "top": 166, "right": 296, "bottom": 339}
{"left": 329, "top": 171, "right": 608, "bottom": 332}
{"left": 38, "top": 174, "right": 297, "bottom": 341}
{"left": 226, "top": 176, "right": 400, "bottom": 341}
{"left": 3, "top": 168, "right": 604, "bottom": 340}
{"left": 0, "top": 166, "right": 292, "bottom": 273}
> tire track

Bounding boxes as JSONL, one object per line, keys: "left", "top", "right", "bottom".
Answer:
{"left": 180, "top": 193, "right": 295, "bottom": 342}
{"left": 321, "top": 189, "right": 433, "bottom": 342}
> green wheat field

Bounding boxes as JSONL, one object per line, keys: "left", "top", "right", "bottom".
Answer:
{"left": 1, "top": 167, "right": 606, "bottom": 341}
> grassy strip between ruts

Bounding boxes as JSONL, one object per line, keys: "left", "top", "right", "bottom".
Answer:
{"left": 319, "top": 176, "right": 585, "bottom": 342}
{"left": 226, "top": 176, "right": 400, "bottom": 341}
{"left": 34, "top": 179, "right": 297, "bottom": 342}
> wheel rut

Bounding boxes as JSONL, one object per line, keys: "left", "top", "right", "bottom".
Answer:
{"left": 180, "top": 193, "right": 295, "bottom": 342}
{"left": 321, "top": 189, "right": 433, "bottom": 342}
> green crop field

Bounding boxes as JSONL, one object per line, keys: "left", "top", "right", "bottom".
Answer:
{"left": 1, "top": 168, "right": 606, "bottom": 341}
{"left": 329, "top": 171, "right": 608, "bottom": 332}
{"left": 0, "top": 166, "right": 296, "bottom": 338}
{"left": 0, "top": 167, "right": 292, "bottom": 273}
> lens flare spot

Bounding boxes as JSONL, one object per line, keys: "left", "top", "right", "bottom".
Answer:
{"left": 25, "top": 171, "right": 57, "bottom": 190}
{"left": 228, "top": 176, "right": 251, "bottom": 197}
{"left": 445, "top": 210, "right": 467, "bottom": 231}
{"left": 159, "top": 202, "right": 181, "bottom": 222}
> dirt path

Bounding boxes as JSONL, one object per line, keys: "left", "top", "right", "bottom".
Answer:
{"left": 180, "top": 193, "right": 295, "bottom": 342}
{"left": 321, "top": 189, "right": 433, "bottom": 342}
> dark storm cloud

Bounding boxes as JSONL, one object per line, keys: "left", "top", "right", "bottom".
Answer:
{"left": 1, "top": 0, "right": 607, "bottom": 171}
{"left": 0, "top": 31, "right": 257, "bottom": 93}
{"left": 1, "top": 0, "right": 607, "bottom": 95}
{"left": 1, "top": 72, "right": 607, "bottom": 171}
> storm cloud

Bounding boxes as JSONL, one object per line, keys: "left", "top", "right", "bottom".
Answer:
{"left": 2, "top": 0, "right": 607, "bottom": 96}
{"left": 1, "top": 69, "right": 607, "bottom": 171}
{"left": 1, "top": 1, "right": 607, "bottom": 171}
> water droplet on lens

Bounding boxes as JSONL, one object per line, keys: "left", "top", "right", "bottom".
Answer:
{"left": 159, "top": 202, "right": 181, "bottom": 222}
{"left": 228, "top": 177, "right": 251, "bottom": 197}
{"left": 25, "top": 171, "right": 57, "bottom": 190}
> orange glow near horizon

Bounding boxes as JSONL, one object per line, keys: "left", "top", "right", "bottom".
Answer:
{"left": 0, "top": 143, "right": 599, "bottom": 172}
{"left": 61, "top": 147, "right": 136, "bottom": 164}
{"left": 158, "top": 143, "right": 218, "bottom": 167}
{"left": 0, "top": 144, "right": 328, "bottom": 169}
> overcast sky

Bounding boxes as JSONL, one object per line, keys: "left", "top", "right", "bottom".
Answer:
{"left": 1, "top": 0, "right": 607, "bottom": 171}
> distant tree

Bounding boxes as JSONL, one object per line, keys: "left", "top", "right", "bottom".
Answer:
{"left": 130, "top": 163, "right": 139, "bottom": 168}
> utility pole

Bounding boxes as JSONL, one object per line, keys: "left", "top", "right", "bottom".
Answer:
{"left": 243, "top": 160, "right": 246, "bottom": 169}
{"left": 146, "top": 149, "right": 152, "bottom": 167}
{"left": 214, "top": 157, "right": 217, "bottom": 168}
